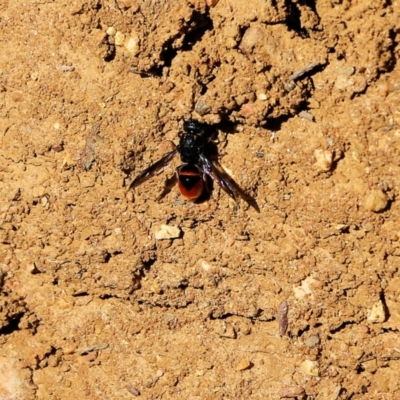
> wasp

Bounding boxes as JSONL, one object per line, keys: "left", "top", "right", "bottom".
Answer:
{"left": 129, "top": 119, "right": 258, "bottom": 210}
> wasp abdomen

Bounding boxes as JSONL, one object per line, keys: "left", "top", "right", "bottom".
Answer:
{"left": 177, "top": 164, "right": 203, "bottom": 200}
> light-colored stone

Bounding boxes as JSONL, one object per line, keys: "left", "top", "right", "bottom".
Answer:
{"left": 364, "top": 190, "right": 388, "bottom": 212}
{"left": 299, "top": 359, "right": 319, "bottom": 376}
{"left": 155, "top": 224, "right": 181, "bottom": 240}
{"left": 236, "top": 359, "right": 251, "bottom": 371}
{"left": 368, "top": 300, "right": 386, "bottom": 323}
{"left": 314, "top": 149, "right": 333, "bottom": 172}
{"left": 114, "top": 31, "right": 125, "bottom": 46}
{"left": 125, "top": 33, "right": 140, "bottom": 56}
{"left": 106, "top": 26, "right": 116, "bottom": 36}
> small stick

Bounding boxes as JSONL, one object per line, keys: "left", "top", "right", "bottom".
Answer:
{"left": 287, "top": 61, "right": 324, "bottom": 81}
{"left": 277, "top": 301, "right": 289, "bottom": 336}
{"left": 75, "top": 343, "right": 109, "bottom": 355}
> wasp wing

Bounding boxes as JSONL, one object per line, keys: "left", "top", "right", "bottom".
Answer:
{"left": 199, "top": 154, "right": 260, "bottom": 212}
{"left": 129, "top": 148, "right": 178, "bottom": 190}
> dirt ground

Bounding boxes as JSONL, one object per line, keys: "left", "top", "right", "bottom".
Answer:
{"left": 0, "top": 0, "right": 400, "bottom": 399}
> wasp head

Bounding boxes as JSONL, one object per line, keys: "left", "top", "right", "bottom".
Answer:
{"left": 183, "top": 119, "right": 206, "bottom": 136}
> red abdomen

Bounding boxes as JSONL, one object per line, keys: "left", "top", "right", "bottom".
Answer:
{"left": 177, "top": 164, "right": 204, "bottom": 200}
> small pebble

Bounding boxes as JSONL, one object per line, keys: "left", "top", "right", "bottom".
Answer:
{"left": 241, "top": 103, "right": 254, "bottom": 116}
{"left": 225, "top": 37, "right": 237, "bottom": 48}
{"left": 293, "top": 277, "right": 315, "bottom": 300}
{"left": 239, "top": 26, "right": 264, "bottom": 55}
{"left": 196, "top": 370, "right": 206, "bottom": 376}
{"left": 106, "top": 26, "right": 116, "bottom": 36}
{"left": 364, "top": 190, "right": 388, "bottom": 212}
{"left": 125, "top": 33, "right": 140, "bottom": 56}
{"left": 219, "top": 323, "right": 236, "bottom": 339}
{"left": 284, "top": 81, "right": 297, "bottom": 91}
{"left": 194, "top": 98, "right": 212, "bottom": 115}
{"left": 338, "top": 66, "right": 355, "bottom": 76}
{"left": 156, "top": 370, "right": 164, "bottom": 378}
{"left": 155, "top": 225, "right": 181, "bottom": 240}
{"left": 63, "top": 345, "right": 77, "bottom": 355}
{"left": 126, "top": 385, "right": 140, "bottom": 396}
{"left": 367, "top": 300, "right": 386, "bottom": 323}
{"left": 86, "top": 351, "right": 98, "bottom": 362}
{"left": 279, "top": 386, "right": 306, "bottom": 398}
{"left": 200, "top": 259, "right": 213, "bottom": 272}
{"left": 62, "top": 154, "right": 76, "bottom": 169}
{"left": 362, "top": 222, "right": 373, "bottom": 232}
{"left": 150, "top": 281, "right": 161, "bottom": 294}
{"left": 331, "top": 386, "right": 342, "bottom": 400}
{"left": 257, "top": 93, "right": 268, "bottom": 101}
{"left": 299, "top": 359, "right": 319, "bottom": 376}
{"left": 305, "top": 334, "right": 320, "bottom": 348}
{"left": 126, "top": 190, "right": 134, "bottom": 203}
{"left": 314, "top": 149, "right": 333, "bottom": 172}
{"left": 206, "top": 0, "right": 219, "bottom": 6}
{"left": 335, "top": 67, "right": 355, "bottom": 92}
{"left": 299, "top": 110, "right": 315, "bottom": 121}
{"left": 236, "top": 359, "right": 251, "bottom": 371}
{"left": 114, "top": 31, "right": 125, "bottom": 46}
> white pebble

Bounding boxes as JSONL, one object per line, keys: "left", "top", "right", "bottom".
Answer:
{"left": 299, "top": 360, "right": 319, "bottom": 376}
{"left": 368, "top": 300, "right": 386, "bottom": 323}
{"left": 257, "top": 93, "right": 268, "bottom": 101}
{"left": 314, "top": 149, "right": 333, "bottom": 172}
{"left": 106, "top": 26, "right": 116, "bottom": 36}
{"left": 199, "top": 259, "right": 213, "bottom": 272}
{"left": 155, "top": 225, "right": 181, "bottom": 240}
{"left": 125, "top": 34, "right": 140, "bottom": 56}
{"left": 364, "top": 190, "right": 388, "bottom": 213}
{"left": 293, "top": 277, "right": 316, "bottom": 300}
{"left": 114, "top": 31, "right": 125, "bottom": 46}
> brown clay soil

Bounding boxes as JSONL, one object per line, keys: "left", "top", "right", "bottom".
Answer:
{"left": 1, "top": 0, "right": 400, "bottom": 399}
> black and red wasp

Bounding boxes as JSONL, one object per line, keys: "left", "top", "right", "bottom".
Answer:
{"left": 129, "top": 119, "right": 258, "bottom": 211}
